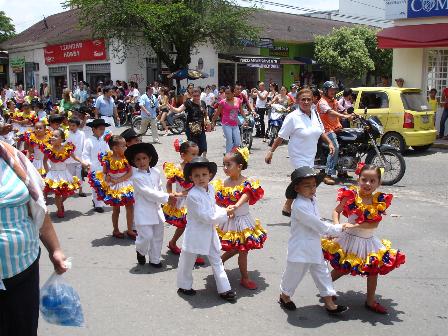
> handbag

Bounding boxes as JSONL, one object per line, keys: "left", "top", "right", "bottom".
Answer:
{"left": 188, "top": 121, "right": 203, "bottom": 135}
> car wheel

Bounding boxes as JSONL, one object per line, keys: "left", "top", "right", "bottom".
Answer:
{"left": 412, "top": 144, "right": 432, "bottom": 152}
{"left": 381, "top": 132, "right": 406, "bottom": 153}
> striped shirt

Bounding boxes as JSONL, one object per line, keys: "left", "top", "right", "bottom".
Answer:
{"left": 0, "top": 158, "right": 40, "bottom": 280}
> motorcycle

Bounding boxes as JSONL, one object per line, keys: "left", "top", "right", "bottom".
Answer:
{"left": 266, "top": 104, "right": 289, "bottom": 146}
{"left": 132, "top": 111, "right": 186, "bottom": 135}
{"left": 315, "top": 108, "right": 406, "bottom": 186}
{"left": 116, "top": 100, "right": 140, "bottom": 127}
{"left": 238, "top": 112, "right": 255, "bottom": 150}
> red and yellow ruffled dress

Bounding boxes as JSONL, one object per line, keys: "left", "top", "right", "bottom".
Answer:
{"left": 10, "top": 110, "right": 39, "bottom": 135}
{"left": 43, "top": 142, "right": 80, "bottom": 196}
{"left": 88, "top": 151, "right": 134, "bottom": 206}
{"left": 212, "top": 178, "right": 267, "bottom": 251}
{"left": 162, "top": 162, "right": 192, "bottom": 228}
{"left": 21, "top": 130, "right": 52, "bottom": 176}
{"left": 322, "top": 186, "right": 405, "bottom": 276}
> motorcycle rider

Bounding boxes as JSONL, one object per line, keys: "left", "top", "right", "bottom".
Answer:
{"left": 317, "top": 81, "right": 352, "bottom": 185}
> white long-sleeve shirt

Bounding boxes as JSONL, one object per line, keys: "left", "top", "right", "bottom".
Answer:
{"left": 183, "top": 184, "right": 228, "bottom": 255}
{"left": 287, "top": 195, "right": 343, "bottom": 264}
{"left": 81, "top": 135, "right": 109, "bottom": 171}
{"left": 66, "top": 130, "right": 85, "bottom": 164}
{"left": 132, "top": 167, "right": 169, "bottom": 225}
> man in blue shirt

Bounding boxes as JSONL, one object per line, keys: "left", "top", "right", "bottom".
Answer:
{"left": 139, "top": 86, "right": 160, "bottom": 143}
{"left": 94, "top": 86, "right": 117, "bottom": 131}
{"left": 73, "top": 80, "right": 89, "bottom": 109}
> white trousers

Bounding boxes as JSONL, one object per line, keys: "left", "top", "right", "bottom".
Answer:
{"left": 177, "top": 244, "right": 231, "bottom": 294}
{"left": 139, "top": 117, "right": 159, "bottom": 142}
{"left": 280, "top": 261, "right": 336, "bottom": 298}
{"left": 135, "top": 224, "right": 164, "bottom": 264}
{"left": 99, "top": 116, "right": 116, "bottom": 133}
{"left": 92, "top": 192, "right": 106, "bottom": 208}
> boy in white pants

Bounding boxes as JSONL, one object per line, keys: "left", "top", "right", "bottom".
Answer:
{"left": 176, "top": 157, "right": 236, "bottom": 302}
{"left": 124, "top": 142, "right": 176, "bottom": 267}
{"left": 66, "top": 117, "right": 86, "bottom": 197}
{"left": 279, "top": 166, "right": 352, "bottom": 314}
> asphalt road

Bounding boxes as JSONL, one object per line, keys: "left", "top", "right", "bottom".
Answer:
{"left": 38, "top": 126, "right": 448, "bottom": 336}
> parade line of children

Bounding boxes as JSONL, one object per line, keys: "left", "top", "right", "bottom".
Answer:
{"left": 10, "top": 112, "right": 406, "bottom": 313}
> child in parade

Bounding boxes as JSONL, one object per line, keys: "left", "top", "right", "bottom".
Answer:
{"left": 43, "top": 129, "right": 85, "bottom": 218}
{"left": 67, "top": 117, "right": 87, "bottom": 197}
{"left": 124, "top": 143, "right": 176, "bottom": 266}
{"left": 177, "top": 157, "right": 237, "bottom": 301}
{"left": 90, "top": 135, "right": 136, "bottom": 240}
{"left": 212, "top": 147, "right": 266, "bottom": 290}
{"left": 279, "top": 166, "right": 350, "bottom": 314}
{"left": 11, "top": 101, "right": 38, "bottom": 149}
{"left": 322, "top": 163, "right": 406, "bottom": 314}
{"left": 120, "top": 128, "right": 142, "bottom": 147}
{"left": 35, "top": 101, "right": 47, "bottom": 123}
{"left": 82, "top": 119, "right": 110, "bottom": 213}
{"left": 22, "top": 121, "right": 51, "bottom": 176}
{"left": 48, "top": 114, "right": 64, "bottom": 132}
{"left": 163, "top": 139, "right": 206, "bottom": 265}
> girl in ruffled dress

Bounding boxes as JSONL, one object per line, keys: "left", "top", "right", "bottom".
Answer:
{"left": 89, "top": 135, "right": 136, "bottom": 240}
{"left": 22, "top": 121, "right": 52, "bottom": 176}
{"left": 321, "top": 163, "right": 406, "bottom": 314}
{"left": 10, "top": 102, "right": 38, "bottom": 149}
{"left": 43, "top": 129, "right": 85, "bottom": 218}
{"left": 212, "top": 147, "right": 266, "bottom": 289}
{"left": 163, "top": 140, "right": 205, "bottom": 265}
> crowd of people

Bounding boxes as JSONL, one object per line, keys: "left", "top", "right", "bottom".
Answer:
{"left": 0, "top": 78, "right": 407, "bottom": 335}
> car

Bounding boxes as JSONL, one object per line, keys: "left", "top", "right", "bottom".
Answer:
{"left": 346, "top": 87, "right": 437, "bottom": 152}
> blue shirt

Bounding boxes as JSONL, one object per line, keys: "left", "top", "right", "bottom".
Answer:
{"left": 139, "top": 93, "right": 159, "bottom": 119}
{"left": 95, "top": 95, "right": 115, "bottom": 117}
{"left": 74, "top": 88, "right": 89, "bottom": 106}
{"left": 0, "top": 159, "right": 40, "bottom": 280}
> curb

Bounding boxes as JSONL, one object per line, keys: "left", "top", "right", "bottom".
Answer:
{"left": 432, "top": 142, "right": 448, "bottom": 149}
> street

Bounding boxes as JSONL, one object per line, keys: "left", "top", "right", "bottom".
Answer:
{"left": 39, "top": 127, "right": 448, "bottom": 336}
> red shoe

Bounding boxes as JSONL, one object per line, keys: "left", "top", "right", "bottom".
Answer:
{"left": 240, "top": 278, "right": 257, "bottom": 290}
{"left": 195, "top": 257, "right": 205, "bottom": 265}
{"left": 365, "top": 301, "right": 388, "bottom": 314}
{"left": 127, "top": 230, "right": 137, "bottom": 241}
{"left": 168, "top": 241, "right": 181, "bottom": 255}
{"left": 56, "top": 210, "right": 65, "bottom": 218}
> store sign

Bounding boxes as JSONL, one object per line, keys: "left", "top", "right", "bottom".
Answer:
{"left": 246, "top": 63, "right": 281, "bottom": 69}
{"left": 269, "top": 46, "right": 289, "bottom": 58}
{"left": 44, "top": 39, "right": 107, "bottom": 65}
{"left": 238, "top": 56, "right": 280, "bottom": 65}
{"left": 385, "top": 0, "right": 448, "bottom": 19}
{"left": 10, "top": 57, "right": 25, "bottom": 68}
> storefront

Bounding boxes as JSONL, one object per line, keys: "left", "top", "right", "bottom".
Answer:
{"left": 0, "top": 52, "right": 9, "bottom": 88}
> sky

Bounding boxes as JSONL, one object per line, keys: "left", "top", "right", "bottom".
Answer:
{"left": 1, "top": 0, "right": 339, "bottom": 33}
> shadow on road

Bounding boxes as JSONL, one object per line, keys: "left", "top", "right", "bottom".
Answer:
{"left": 91, "top": 235, "right": 135, "bottom": 247}
{"left": 267, "top": 222, "right": 291, "bottom": 227}
{"left": 50, "top": 210, "right": 84, "bottom": 223}
{"left": 283, "top": 290, "right": 403, "bottom": 328}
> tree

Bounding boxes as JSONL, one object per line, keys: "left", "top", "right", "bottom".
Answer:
{"left": 314, "top": 26, "right": 392, "bottom": 81}
{"left": 65, "top": 0, "right": 260, "bottom": 89}
{"left": 0, "top": 11, "right": 15, "bottom": 43}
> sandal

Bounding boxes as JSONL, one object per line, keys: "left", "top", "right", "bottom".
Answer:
{"left": 178, "top": 288, "right": 196, "bottom": 296}
{"left": 112, "top": 231, "right": 125, "bottom": 239}
{"left": 240, "top": 279, "right": 257, "bottom": 290}
{"left": 219, "top": 290, "right": 237, "bottom": 302}
{"left": 279, "top": 296, "right": 296, "bottom": 311}
{"left": 282, "top": 210, "right": 291, "bottom": 217}
{"left": 56, "top": 210, "right": 65, "bottom": 218}
{"left": 127, "top": 230, "right": 137, "bottom": 240}
{"left": 326, "top": 305, "right": 349, "bottom": 315}
{"left": 195, "top": 257, "right": 205, "bottom": 265}
{"left": 365, "top": 301, "right": 388, "bottom": 314}
{"left": 168, "top": 241, "right": 181, "bottom": 255}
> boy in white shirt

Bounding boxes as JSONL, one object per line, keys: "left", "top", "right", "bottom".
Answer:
{"left": 177, "top": 157, "right": 237, "bottom": 302}
{"left": 67, "top": 117, "right": 86, "bottom": 197}
{"left": 279, "top": 166, "right": 351, "bottom": 314}
{"left": 124, "top": 143, "right": 176, "bottom": 267}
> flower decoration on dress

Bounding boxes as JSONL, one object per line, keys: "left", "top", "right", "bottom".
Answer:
{"left": 212, "top": 178, "right": 264, "bottom": 207}
{"left": 88, "top": 171, "right": 134, "bottom": 206}
{"left": 163, "top": 162, "right": 193, "bottom": 189}
{"left": 162, "top": 203, "right": 187, "bottom": 228}
{"left": 355, "top": 162, "right": 366, "bottom": 175}
{"left": 98, "top": 151, "right": 131, "bottom": 174}
{"left": 233, "top": 146, "right": 250, "bottom": 164}
{"left": 217, "top": 219, "right": 267, "bottom": 251}
{"left": 43, "top": 142, "right": 76, "bottom": 163}
{"left": 44, "top": 176, "right": 81, "bottom": 197}
{"left": 103, "top": 130, "right": 112, "bottom": 143}
{"left": 22, "top": 129, "right": 52, "bottom": 150}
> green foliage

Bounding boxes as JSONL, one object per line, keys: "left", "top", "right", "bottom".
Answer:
{"left": 0, "top": 11, "right": 15, "bottom": 43}
{"left": 65, "top": 0, "right": 260, "bottom": 73}
{"left": 314, "top": 26, "right": 392, "bottom": 79}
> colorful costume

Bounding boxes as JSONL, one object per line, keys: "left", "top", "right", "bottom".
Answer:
{"left": 43, "top": 142, "right": 80, "bottom": 196}
{"left": 10, "top": 111, "right": 38, "bottom": 135}
{"left": 22, "top": 130, "right": 52, "bottom": 176}
{"left": 212, "top": 178, "right": 266, "bottom": 251}
{"left": 162, "top": 162, "right": 192, "bottom": 228}
{"left": 89, "top": 151, "right": 134, "bottom": 206}
{"left": 322, "top": 186, "right": 405, "bottom": 276}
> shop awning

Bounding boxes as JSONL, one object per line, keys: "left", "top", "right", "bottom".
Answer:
{"left": 377, "top": 23, "right": 448, "bottom": 49}
{"left": 294, "top": 56, "right": 317, "bottom": 65}
{"left": 280, "top": 59, "right": 305, "bottom": 65}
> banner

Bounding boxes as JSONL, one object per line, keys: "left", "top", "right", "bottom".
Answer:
{"left": 44, "top": 39, "right": 107, "bottom": 65}
{"left": 385, "top": 0, "right": 448, "bottom": 19}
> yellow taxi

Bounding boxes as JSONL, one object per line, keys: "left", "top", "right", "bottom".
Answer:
{"left": 348, "top": 87, "right": 437, "bottom": 152}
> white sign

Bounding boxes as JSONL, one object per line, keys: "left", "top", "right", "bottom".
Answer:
{"left": 385, "top": 0, "right": 407, "bottom": 19}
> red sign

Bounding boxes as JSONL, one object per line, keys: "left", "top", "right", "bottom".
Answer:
{"left": 44, "top": 39, "right": 107, "bottom": 65}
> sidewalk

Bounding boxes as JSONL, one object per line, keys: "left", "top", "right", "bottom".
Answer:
{"left": 432, "top": 138, "right": 448, "bottom": 149}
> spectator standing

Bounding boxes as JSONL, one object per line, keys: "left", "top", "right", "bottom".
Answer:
{"left": 138, "top": 86, "right": 160, "bottom": 143}
{"left": 94, "top": 86, "right": 118, "bottom": 131}
{"left": 203, "top": 86, "right": 216, "bottom": 119}
{"left": 338, "top": 88, "right": 354, "bottom": 128}
{"left": 59, "top": 88, "right": 75, "bottom": 112}
{"left": 395, "top": 78, "right": 405, "bottom": 88}
{"left": 15, "top": 84, "right": 25, "bottom": 108}
{"left": 254, "top": 82, "right": 268, "bottom": 137}
{"left": 73, "top": 80, "right": 89, "bottom": 108}
{"left": 428, "top": 88, "right": 438, "bottom": 113}
{"left": 439, "top": 86, "right": 448, "bottom": 139}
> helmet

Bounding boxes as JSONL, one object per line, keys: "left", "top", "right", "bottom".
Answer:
{"left": 322, "top": 81, "right": 338, "bottom": 96}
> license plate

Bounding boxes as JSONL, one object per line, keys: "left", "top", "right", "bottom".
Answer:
{"left": 421, "top": 115, "right": 429, "bottom": 124}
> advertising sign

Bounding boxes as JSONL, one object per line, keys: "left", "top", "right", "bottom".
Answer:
{"left": 269, "top": 46, "right": 289, "bottom": 58}
{"left": 44, "top": 39, "right": 107, "bottom": 65}
{"left": 385, "top": 0, "right": 448, "bottom": 19}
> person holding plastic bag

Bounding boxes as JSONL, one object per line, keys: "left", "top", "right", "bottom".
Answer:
{"left": 0, "top": 140, "right": 67, "bottom": 336}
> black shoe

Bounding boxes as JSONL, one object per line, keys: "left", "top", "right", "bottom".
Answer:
{"left": 337, "top": 172, "right": 350, "bottom": 179}
{"left": 136, "top": 252, "right": 146, "bottom": 265}
{"left": 282, "top": 210, "right": 291, "bottom": 217}
{"left": 279, "top": 296, "right": 296, "bottom": 311}
{"left": 94, "top": 207, "right": 104, "bottom": 213}
{"left": 149, "top": 262, "right": 163, "bottom": 268}
{"left": 219, "top": 290, "right": 237, "bottom": 302}
{"left": 178, "top": 288, "right": 196, "bottom": 296}
{"left": 78, "top": 192, "right": 87, "bottom": 197}
{"left": 326, "top": 305, "right": 349, "bottom": 315}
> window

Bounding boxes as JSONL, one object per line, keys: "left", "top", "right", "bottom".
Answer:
{"left": 359, "top": 91, "right": 389, "bottom": 109}
{"left": 426, "top": 49, "right": 448, "bottom": 101}
{"left": 401, "top": 92, "right": 432, "bottom": 112}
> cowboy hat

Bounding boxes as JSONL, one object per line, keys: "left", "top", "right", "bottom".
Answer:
{"left": 183, "top": 157, "right": 218, "bottom": 184}
{"left": 124, "top": 142, "right": 158, "bottom": 168}
{"left": 120, "top": 128, "right": 140, "bottom": 142}
{"left": 285, "top": 166, "right": 325, "bottom": 199}
{"left": 86, "top": 118, "right": 111, "bottom": 128}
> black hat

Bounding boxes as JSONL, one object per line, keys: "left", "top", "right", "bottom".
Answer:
{"left": 120, "top": 128, "right": 139, "bottom": 141}
{"left": 124, "top": 142, "right": 158, "bottom": 168}
{"left": 48, "top": 114, "right": 65, "bottom": 123}
{"left": 285, "top": 166, "right": 325, "bottom": 200}
{"left": 86, "top": 118, "right": 111, "bottom": 128}
{"left": 183, "top": 157, "right": 218, "bottom": 184}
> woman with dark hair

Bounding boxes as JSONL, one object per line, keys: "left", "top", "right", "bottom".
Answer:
{"left": 158, "top": 87, "right": 171, "bottom": 136}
